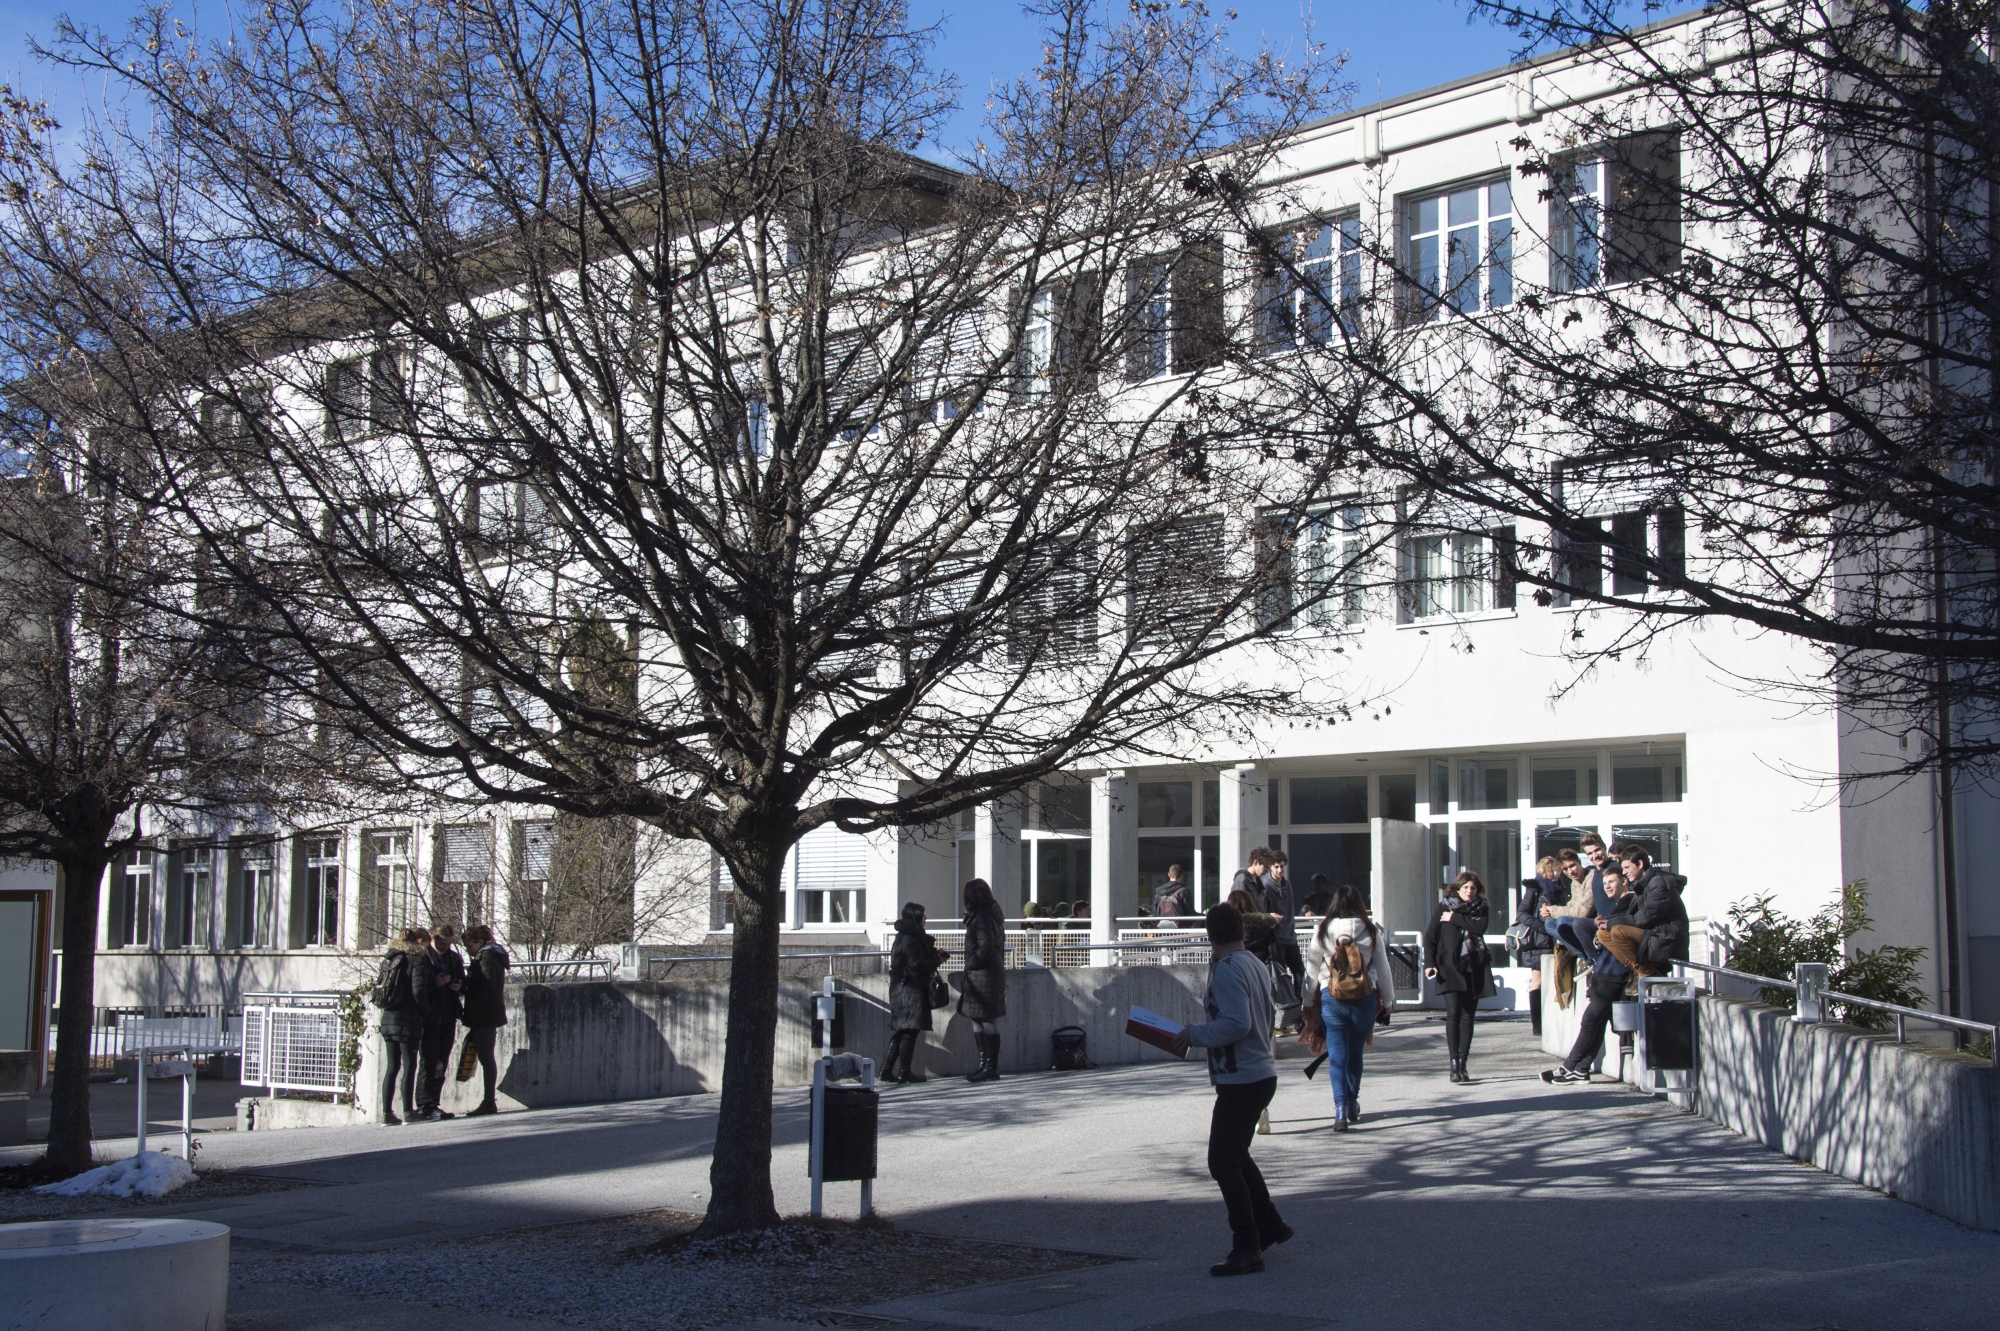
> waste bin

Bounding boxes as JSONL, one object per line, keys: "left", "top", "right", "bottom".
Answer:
{"left": 1642, "top": 986, "right": 1696, "bottom": 1072}
{"left": 818, "top": 1084, "right": 877, "bottom": 1182}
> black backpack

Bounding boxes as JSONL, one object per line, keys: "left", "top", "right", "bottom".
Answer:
{"left": 371, "top": 951, "right": 408, "bottom": 1010}
{"left": 1050, "top": 1025, "right": 1092, "bottom": 1071}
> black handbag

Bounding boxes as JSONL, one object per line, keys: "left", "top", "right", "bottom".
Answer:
{"left": 928, "top": 973, "right": 952, "bottom": 1009}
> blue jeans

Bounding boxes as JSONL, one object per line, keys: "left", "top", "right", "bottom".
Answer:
{"left": 1321, "top": 993, "right": 1374, "bottom": 1117}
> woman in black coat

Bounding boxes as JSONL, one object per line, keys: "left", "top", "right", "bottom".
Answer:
{"left": 957, "top": 878, "right": 1007, "bottom": 1083}
{"left": 1424, "top": 871, "right": 1492, "bottom": 1084}
{"left": 1516, "top": 857, "right": 1566, "bottom": 1037}
{"left": 885, "top": 903, "right": 948, "bottom": 1083}
{"left": 375, "top": 927, "right": 432, "bottom": 1125}
{"left": 457, "top": 923, "right": 510, "bottom": 1116}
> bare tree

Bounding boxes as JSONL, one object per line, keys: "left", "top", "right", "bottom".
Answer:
{"left": 0, "top": 0, "right": 1358, "bottom": 1227}
{"left": 506, "top": 814, "right": 708, "bottom": 961}
{"left": 0, "top": 424, "right": 336, "bottom": 1172}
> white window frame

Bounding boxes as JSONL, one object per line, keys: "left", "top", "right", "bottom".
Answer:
{"left": 1404, "top": 177, "right": 1514, "bottom": 322}
{"left": 1551, "top": 157, "right": 1606, "bottom": 292}
{"left": 1261, "top": 214, "right": 1363, "bottom": 352}
{"left": 239, "top": 846, "right": 276, "bottom": 949}
{"left": 1401, "top": 528, "right": 1513, "bottom": 623}
{"left": 174, "top": 846, "right": 216, "bottom": 950}
{"left": 303, "top": 836, "right": 341, "bottom": 948}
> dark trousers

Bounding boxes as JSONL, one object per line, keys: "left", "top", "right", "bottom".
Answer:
{"left": 1443, "top": 991, "right": 1479, "bottom": 1061}
{"left": 1563, "top": 993, "right": 1615, "bottom": 1072}
{"left": 1274, "top": 936, "right": 1305, "bottom": 990}
{"left": 381, "top": 1037, "right": 420, "bottom": 1117}
{"left": 469, "top": 1024, "right": 499, "bottom": 1104}
{"left": 419, "top": 1020, "right": 457, "bottom": 1111}
{"left": 1208, "top": 1077, "right": 1283, "bottom": 1253}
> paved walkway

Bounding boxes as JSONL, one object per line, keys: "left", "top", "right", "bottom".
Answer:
{"left": 10, "top": 1016, "right": 1998, "bottom": 1330}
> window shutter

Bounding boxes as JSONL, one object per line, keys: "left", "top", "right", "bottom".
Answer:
{"left": 1607, "top": 131, "right": 1681, "bottom": 284}
{"left": 1657, "top": 507, "right": 1687, "bottom": 583}
{"left": 794, "top": 825, "right": 868, "bottom": 895}
{"left": 1172, "top": 239, "right": 1226, "bottom": 373}
{"left": 519, "top": 821, "right": 555, "bottom": 881}
{"left": 288, "top": 837, "right": 309, "bottom": 950}
{"left": 1491, "top": 526, "right": 1519, "bottom": 610}
{"left": 443, "top": 824, "right": 493, "bottom": 882}
{"left": 1058, "top": 271, "right": 1104, "bottom": 391}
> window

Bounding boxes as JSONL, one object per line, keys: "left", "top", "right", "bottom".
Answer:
{"left": 1122, "top": 240, "right": 1225, "bottom": 382}
{"left": 1405, "top": 179, "right": 1513, "bottom": 322}
{"left": 1129, "top": 515, "right": 1227, "bottom": 646}
{"left": 1611, "top": 823, "right": 1679, "bottom": 870}
{"left": 436, "top": 823, "right": 494, "bottom": 931}
{"left": 1008, "top": 539, "right": 1099, "bottom": 664}
{"left": 172, "top": 847, "right": 215, "bottom": 949}
{"left": 826, "top": 331, "right": 889, "bottom": 440}
{"left": 302, "top": 836, "right": 341, "bottom": 947}
{"left": 472, "top": 311, "right": 547, "bottom": 398}
{"left": 924, "top": 311, "right": 988, "bottom": 423}
{"left": 793, "top": 824, "right": 866, "bottom": 926}
{"left": 1531, "top": 754, "right": 1599, "bottom": 807}
{"left": 1290, "top": 776, "right": 1368, "bottom": 824}
{"left": 517, "top": 820, "right": 555, "bottom": 883}
{"left": 326, "top": 350, "right": 405, "bottom": 442}
{"left": 1259, "top": 215, "right": 1362, "bottom": 351}
{"left": 1611, "top": 746, "right": 1684, "bottom": 804}
{"left": 1401, "top": 527, "right": 1516, "bottom": 621}
{"left": 1261, "top": 505, "right": 1368, "bottom": 630}
{"left": 237, "top": 844, "right": 275, "bottom": 948}
{"left": 1016, "top": 274, "right": 1103, "bottom": 395}
{"left": 1380, "top": 773, "right": 1417, "bottom": 822}
{"left": 1137, "top": 782, "right": 1194, "bottom": 828}
{"left": 117, "top": 855, "right": 155, "bottom": 949}
{"left": 1551, "top": 131, "right": 1681, "bottom": 291}
{"left": 1036, "top": 783, "right": 1091, "bottom": 831}
{"left": 1558, "top": 507, "right": 1685, "bottom": 600}
{"left": 360, "top": 829, "right": 413, "bottom": 947}
{"left": 1457, "top": 760, "right": 1514, "bottom": 811}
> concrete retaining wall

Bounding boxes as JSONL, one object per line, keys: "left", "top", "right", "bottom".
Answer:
{"left": 345, "top": 966, "right": 1213, "bottom": 1121}
{"left": 1695, "top": 993, "right": 2000, "bottom": 1231}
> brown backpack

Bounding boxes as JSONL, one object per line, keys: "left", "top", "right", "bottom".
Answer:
{"left": 1326, "top": 926, "right": 1375, "bottom": 1001}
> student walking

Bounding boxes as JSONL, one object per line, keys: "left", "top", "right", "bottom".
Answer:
{"left": 957, "top": 879, "right": 1007, "bottom": 1083}
{"left": 1174, "top": 902, "right": 1293, "bottom": 1276}
{"left": 886, "top": 902, "right": 948, "bottom": 1083}
{"left": 457, "top": 924, "right": 509, "bottom": 1117}
{"left": 1304, "top": 884, "right": 1396, "bottom": 1130}
{"left": 375, "top": 927, "right": 430, "bottom": 1126}
{"left": 1424, "top": 871, "right": 1492, "bottom": 1083}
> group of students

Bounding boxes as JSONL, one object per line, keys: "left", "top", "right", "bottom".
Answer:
{"left": 1510, "top": 834, "right": 1691, "bottom": 1083}
{"left": 880, "top": 878, "right": 1009, "bottom": 1085}
{"left": 374, "top": 921, "right": 512, "bottom": 1123}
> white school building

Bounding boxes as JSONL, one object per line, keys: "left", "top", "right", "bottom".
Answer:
{"left": 69, "top": 10, "right": 1998, "bottom": 1030}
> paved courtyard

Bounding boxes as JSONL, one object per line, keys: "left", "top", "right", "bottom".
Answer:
{"left": 9, "top": 1016, "right": 1998, "bottom": 1330}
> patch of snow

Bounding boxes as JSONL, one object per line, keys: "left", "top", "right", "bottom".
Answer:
{"left": 34, "top": 1150, "right": 195, "bottom": 1199}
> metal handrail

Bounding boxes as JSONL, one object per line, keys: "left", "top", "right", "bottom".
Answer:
{"left": 643, "top": 950, "right": 893, "bottom": 980}
{"left": 1675, "top": 959, "right": 1997, "bottom": 1067}
{"left": 510, "top": 958, "right": 617, "bottom": 982}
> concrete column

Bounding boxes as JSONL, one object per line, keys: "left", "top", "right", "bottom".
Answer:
{"left": 1089, "top": 772, "right": 1133, "bottom": 956}
{"left": 1218, "top": 763, "right": 1267, "bottom": 892}
{"left": 974, "top": 792, "right": 1026, "bottom": 915}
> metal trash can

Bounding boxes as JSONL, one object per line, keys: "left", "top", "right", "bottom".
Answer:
{"left": 818, "top": 1084, "right": 878, "bottom": 1182}
{"left": 1642, "top": 980, "right": 1696, "bottom": 1072}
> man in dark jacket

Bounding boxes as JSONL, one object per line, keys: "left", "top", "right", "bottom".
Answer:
{"left": 1600, "top": 845, "right": 1689, "bottom": 977}
{"left": 417, "top": 924, "right": 466, "bottom": 1120}
{"left": 1260, "top": 853, "right": 1305, "bottom": 1010}
{"left": 1543, "top": 868, "right": 1640, "bottom": 1084}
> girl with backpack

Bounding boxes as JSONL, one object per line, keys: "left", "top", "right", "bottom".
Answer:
{"left": 373, "top": 927, "right": 432, "bottom": 1125}
{"left": 1303, "top": 883, "right": 1396, "bottom": 1131}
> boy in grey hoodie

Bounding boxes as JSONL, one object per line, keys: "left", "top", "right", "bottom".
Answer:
{"left": 1174, "top": 902, "right": 1293, "bottom": 1276}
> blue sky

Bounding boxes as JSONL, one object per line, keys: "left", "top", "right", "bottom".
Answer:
{"left": 0, "top": 0, "right": 1532, "bottom": 150}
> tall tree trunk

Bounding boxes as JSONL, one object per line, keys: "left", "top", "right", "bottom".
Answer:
{"left": 45, "top": 847, "right": 108, "bottom": 1175}
{"left": 699, "top": 842, "right": 785, "bottom": 1234}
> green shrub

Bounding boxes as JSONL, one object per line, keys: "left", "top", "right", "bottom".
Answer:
{"left": 1725, "top": 881, "right": 1927, "bottom": 1030}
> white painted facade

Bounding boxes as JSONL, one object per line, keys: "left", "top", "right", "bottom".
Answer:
{"left": 76, "top": 12, "right": 1997, "bottom": 1023}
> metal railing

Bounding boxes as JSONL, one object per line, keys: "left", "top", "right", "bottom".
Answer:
{"left": 48, "top": 1003, "right": 240, "bottom": 1073}
{"left": 510, "top": 957, "right": 617, "bottom": 984}
{"left": 1674, "top": 959, "right": 1998, "bottom": 1068}
{"left": 240, "top": 991, "right": 349, "bottom": 1095}
{"left": 643, "top": 950, "right": 892, "bottom": 982}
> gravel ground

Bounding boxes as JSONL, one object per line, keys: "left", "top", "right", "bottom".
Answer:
{"left": 0, "top": 1165, "right": 317, "bottom": 1222}
{"left": 254, "top": 1209, "right": 1114, "bottom": 1330}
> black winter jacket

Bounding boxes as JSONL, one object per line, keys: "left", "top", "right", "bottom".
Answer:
{"left": 1515, "top": 875, "right": 1565, "bottom": 962}
{"left": 376, "top": 940, "right": 431, "bottom": 1041}
{"left": 1424, "top": 894, "right": 1493, "bottom": 995}
{"left": 1627, "top": 866, "right": 1691, "bottom": 967}
{"left": 889, "top": 918, "right": 947, "bottom": 1032}
{"left": 425, "top": 944, "right": 466, "bottom": 1026}
{"left": 461, "top": 943, "right": 510, "bottom": 1028}
{"left": 956, "top": 900, "right": 1008, "bottom": 1022}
